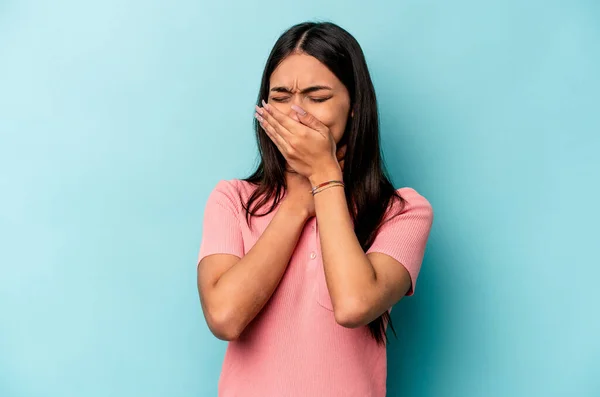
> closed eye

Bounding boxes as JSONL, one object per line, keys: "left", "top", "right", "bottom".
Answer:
{"left": 270, "top": 96, "right": 332, "bottom": 103}
{"left": 310, "top": 97, "right": 331, "bottom": 103}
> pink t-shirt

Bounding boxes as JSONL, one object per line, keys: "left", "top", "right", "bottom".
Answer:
{"left": 198, "top": 179, "right": 433, "bottom": 397}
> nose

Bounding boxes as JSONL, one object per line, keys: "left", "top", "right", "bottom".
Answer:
{"left": 287, "top": 97, "right": 301, "bottom": 122}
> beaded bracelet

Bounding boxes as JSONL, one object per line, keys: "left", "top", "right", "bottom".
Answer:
{"left": 311, "top": 180, "right": 345, "bottom": 196}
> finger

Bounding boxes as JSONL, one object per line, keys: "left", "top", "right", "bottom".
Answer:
{"left": 257, "top": 104, "right": 293, "bottom": 142}
{"left": 261, "top": 100, "right": 300, "bottom": 134}
{"left": 255, "top": 112, "right": 292, "bottom": 154}
{"left": 291, "top": 105, "right": 328, "bottom": 133}
{"left": 256, "top": 111, "right": 287, "bottom": 148}
{"left": 256, "top": 112, "right": 282, "bottom": 147}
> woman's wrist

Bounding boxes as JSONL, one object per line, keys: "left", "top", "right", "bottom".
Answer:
{"left": 308, "top": 161, "right": 343, "bottom": 187}
{"left": 279, "top": 199, "right": 311, "bottom": 223}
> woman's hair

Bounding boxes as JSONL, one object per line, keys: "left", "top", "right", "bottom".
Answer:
{"left": 242, "top": 21, "right": 405, "bottom": 345}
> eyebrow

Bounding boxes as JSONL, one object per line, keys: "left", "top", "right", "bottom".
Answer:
{"left": 270, "top": 85, "right": 333, "bottom": 94}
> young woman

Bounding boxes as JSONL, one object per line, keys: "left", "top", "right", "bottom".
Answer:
{"left": 197, "top": 21, "right": 433, "bottom": 397}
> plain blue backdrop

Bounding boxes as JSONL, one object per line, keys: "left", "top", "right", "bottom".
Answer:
{"left": 1, "top": 1, "right": 599, "bottom": 396}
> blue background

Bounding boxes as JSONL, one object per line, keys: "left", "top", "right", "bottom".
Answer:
{"left": 1, "top": 1, "right": 598, "bottom": 396}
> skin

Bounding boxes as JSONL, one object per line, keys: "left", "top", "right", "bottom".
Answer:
{"left": 197, "top": 52, "right": 411, "bottom": 340}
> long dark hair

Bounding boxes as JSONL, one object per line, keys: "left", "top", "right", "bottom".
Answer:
{"left": 242, "top": 21, "right": 405, "bottom": 345}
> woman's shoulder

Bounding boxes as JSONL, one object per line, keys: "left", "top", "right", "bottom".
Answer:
{"left": 396, "top": 186, "right": 427, "bottom": 199}
{"left": 394, "top": 186, "right": 434, "bottom": 216}
{"left": 208, "top": 178, "right": 259, "bottom": 203}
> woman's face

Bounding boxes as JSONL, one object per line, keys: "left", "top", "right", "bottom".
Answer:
{"left": 267, "top": 53, "right": 352, "bottom": 146}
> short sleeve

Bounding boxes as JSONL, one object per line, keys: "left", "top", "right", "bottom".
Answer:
{"left": 366, "top": 188, "right": 433, "bottom": 296}
{"left": 197, "top": 180, "right": 245, "bottom": 265}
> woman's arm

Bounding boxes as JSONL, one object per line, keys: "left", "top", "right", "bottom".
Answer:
{"left": 309, "top": 167, "right": 413, "bottom": 328}
{"left": 197, "top": 199, "right": 309, "bottom": 341}
{"left": 254, "top": 102, "right": 432, "bottom": 328}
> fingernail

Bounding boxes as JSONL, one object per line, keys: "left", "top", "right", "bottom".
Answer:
{"left": 255, "top": 105, "right": 263, "bottom": 115}
{"left": 291, "top": 104, "right": 306, "bottom": 115}
{"left": 262, "top": 99, "right": 270, "bottom": 110}
{"left": 254, "top": 112, "right": 263, "bottom": 122}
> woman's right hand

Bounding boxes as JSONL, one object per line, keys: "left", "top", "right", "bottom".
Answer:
{"left": 280, "top": 172, "right": 315, "bottom": 220}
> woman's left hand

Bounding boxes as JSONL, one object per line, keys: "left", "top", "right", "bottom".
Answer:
{"left": 255, "top": 100, "right": 341, "bottom": 182}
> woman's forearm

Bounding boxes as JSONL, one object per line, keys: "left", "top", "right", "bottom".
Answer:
{"left": 310, "top": 168, "right": 378, "bottom": 321}
{"left": 207, "top": 203, "right": 308, "bottom": 339}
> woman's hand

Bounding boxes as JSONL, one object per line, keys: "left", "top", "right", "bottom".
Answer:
{"left": 255, "top": 100, "right": 342, "bottom": 184}
{"left": 279, "top": 172, "right": 316, "bottom": 220}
